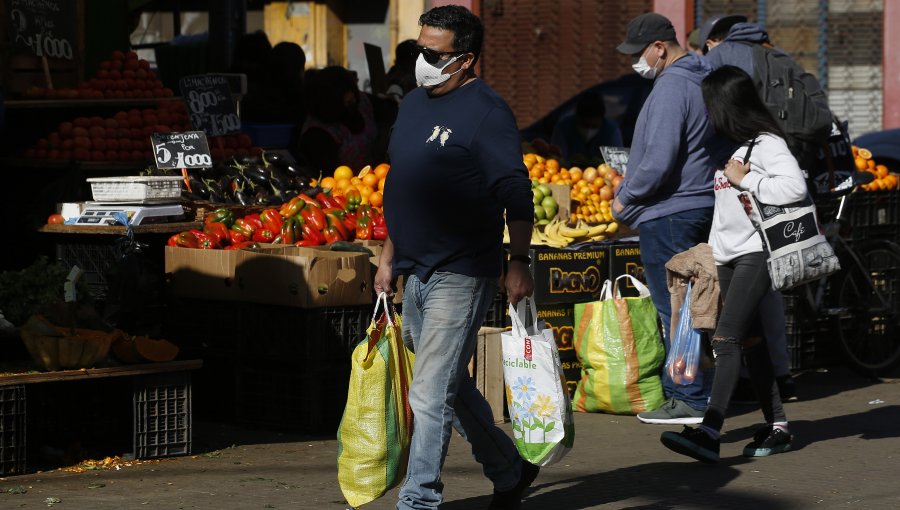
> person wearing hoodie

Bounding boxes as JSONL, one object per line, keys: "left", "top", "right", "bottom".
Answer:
{"left": 612, "top": 13, "right": 719, "bottom": 425}
{"left": 701, "top": 15, "right": 801, "bottom": 402}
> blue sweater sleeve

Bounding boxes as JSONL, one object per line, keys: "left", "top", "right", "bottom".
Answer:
{"left": 616, "top": 94, "right": 684, "bottom": 207}
{"left": 472, "top": 105, "right": 533, "bottom": 222}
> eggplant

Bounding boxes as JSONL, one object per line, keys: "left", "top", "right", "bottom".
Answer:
{"left": 188, "top": 177, "right": 210, "bottom": 200}
{"left": 207, "top": 189, "right": 225, "bottom": 203}
{"left": 204, "top": 178, "right": 225, "bottom": 197}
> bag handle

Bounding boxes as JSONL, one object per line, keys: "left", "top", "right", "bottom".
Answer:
{"left": 371, "top": 291, "right": 394, "bottom": 327}
{"left": 508, "top": 296, "right": 539, "bottom": 337}
{"left": 742, "top": 138, "right": 757, "bottom": 164}
{"left": 613, "top": 274, "right": 652, "bottom": 298}
{"left": 600, "top": 279, "right": 614, "bottom": 300}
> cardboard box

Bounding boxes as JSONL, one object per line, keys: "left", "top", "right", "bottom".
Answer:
{"left": 469, "top": 327, "right": 507, "bottom": 423}
{"left": 164, "top": 246, "right": 239, "bottom": 300}
{"left": 607, "top": 242, "right": 646, "bottom": 297}
{"left": 235, "top": 245, "right": 372, "bottom": 308}
{"left": 546, "top": 183, "right": 572, "bottom": 221}
{"left": 353, "top": 239, "right": 403, "bottom": 305}
{"left": 528, "top": 245, "right": 609, "bottom": 304}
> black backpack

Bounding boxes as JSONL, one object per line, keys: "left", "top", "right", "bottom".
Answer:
{"left": 745, "top": 43, "right": 834, "bottom": 172}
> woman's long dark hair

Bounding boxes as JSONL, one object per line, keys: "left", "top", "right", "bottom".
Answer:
{"left": 702, "top": 65, "right": 785, "bottom": 144}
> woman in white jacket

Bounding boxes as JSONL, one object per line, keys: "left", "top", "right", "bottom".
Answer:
{"left": 661, "top": 65, "right": 804, "bottom": 463}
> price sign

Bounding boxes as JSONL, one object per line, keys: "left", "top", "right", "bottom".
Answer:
{"left": 9, "top": 0, "right": 76, "bottom": 60}
{"left": 599, "top": 146, "right": 631, "bottom": 176}
{"left": 178, "top": 74, "right": 241, "bottom": 136}
{"left": 152, "top": 131, "right": 212, "bottom": 169}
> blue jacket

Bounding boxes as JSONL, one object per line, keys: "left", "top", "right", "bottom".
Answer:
{"left": 614, "top": 53, "right": 717, "bottom": 227}
{"left": 705, "top": 22, "right": 770, "bottom": 76}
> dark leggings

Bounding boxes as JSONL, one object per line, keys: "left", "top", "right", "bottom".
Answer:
{"left": 702, "top": 251, "right": 787, "bottom": 432}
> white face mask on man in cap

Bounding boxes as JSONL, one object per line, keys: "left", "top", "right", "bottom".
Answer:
{"left": 415, "top": 53, "right": 464, "bottom": 88}
{"left": 632, "top": 45, "right": 663, "bottom": 80}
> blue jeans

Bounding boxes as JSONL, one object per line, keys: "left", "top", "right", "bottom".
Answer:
{"left": 397, "top": 272, "right": 522, "bottom": 510}
{"left": 638, "top": 208, "right": 714, "bottom": 411}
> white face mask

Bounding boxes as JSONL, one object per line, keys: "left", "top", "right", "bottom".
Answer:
{"left": 415, "top": 52, "right": 464, "bottom": 88}
{"left": 632, "top": 47, "right": 662, "bottom": 80}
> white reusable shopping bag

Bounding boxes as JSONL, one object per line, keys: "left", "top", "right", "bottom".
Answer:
{"left": 501, "top": 297, "right": 574, "bottom": 466}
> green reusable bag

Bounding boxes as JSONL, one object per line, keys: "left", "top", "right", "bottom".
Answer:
{"left": 573, "top": 274, "right": 665, "bottom": 414}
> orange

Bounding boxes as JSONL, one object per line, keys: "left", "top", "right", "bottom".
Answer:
{"left": 857, "top": 148, "right": 873, "bottom": 160}
{"left": 357, "top": 164, "right": 372, "bottom": 179}
{"left": 569, "top": 168, "right": 583, "bottom": 183}
{"left": 362, "top": 172, "right": 379, "bottom": 188}
{"left": 875, "top": 164, "right": 889, "bottom": 178}
{"left": 378, "top": 177, "right": 386, "bottom": 191}
{"left": 350, "top": 176, "right": 362, "bottom": 186}
{"left": 374, "top": 163, "right": 390, "bottom": 179}
{"left": 334, "top": 165, "right": 353, "bottom": 180}
{"left": 883, "top": 173, "right": 898, "bottom": 189}
{"left": 545, "top": 158, "right": 560, "bottom": 173}
{"left": 319, "top": 176, "right": 336, "bottom": 190}
{"left": 335, "top": 177, "right": 352, "bottom": 192}
{"left": 368, "top": 191, "right": 383, "bottom": 208}
{"left": 855, "top": 157, "right": 868, "bottom": 171}
{"left": 867, "top": 159, "right": 876, "bottom": 170}
{"left": 357, "top": 184, "right": 374, "bottom": 198}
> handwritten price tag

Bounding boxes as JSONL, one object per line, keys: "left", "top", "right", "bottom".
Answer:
{"left": 178, "top": 74, "right": 241, "bottom": 136}
{"left": 9, "top": 0, "right": 76, "bottom": 60}
{"left": 152, "top": 131, "right": 213, "bottom": 169}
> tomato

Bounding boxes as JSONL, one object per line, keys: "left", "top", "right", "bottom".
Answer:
{"left": 47, "top": 214, "right": 65, "bottom": 225}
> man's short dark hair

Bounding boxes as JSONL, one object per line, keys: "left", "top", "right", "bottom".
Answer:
{"left": 419, "top": 5, "right": 483, "bottom": 64}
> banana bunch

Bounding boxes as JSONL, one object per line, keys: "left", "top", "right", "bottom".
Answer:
{"left": 531, "top": 218, "right": 619, "bottom": 247}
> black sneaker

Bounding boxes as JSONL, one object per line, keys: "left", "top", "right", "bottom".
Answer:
{"left": 743, "top": 427, "right": 792, "bottom": 457}
{"left": 660, "top": 426, "right": 720, "bottom": 463}
{"left": 488, "top": 461, "right": 540, "bottom": 510}
{"left": 777, "top": 375, "right": 798, "bottom": 402}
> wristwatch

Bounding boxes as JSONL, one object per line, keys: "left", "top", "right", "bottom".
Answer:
{"left": 509, "top": 254, "right": 532, "bottom": 265}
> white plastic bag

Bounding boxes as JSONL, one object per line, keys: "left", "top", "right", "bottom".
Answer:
{"left": 501, "top": 297, "right": 574, "bottom": 466}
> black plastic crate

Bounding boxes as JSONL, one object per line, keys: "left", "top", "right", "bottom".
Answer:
{"left": 163, "top": 298, "right": 242, "bottom": 359}
{"left": 235, "top": 361, "right": 350, "bottom": 434}
{"left": 783, "top": 290, "right": 834, "bottom": 370}
{"left": 134, "top": 371, "right": 192, "bottom": 459}
{"left": 0, "top": 385, "right": 26, "bottom": 476}
{"left": 238, "top": 304, "right": 371, "bottom": 363}
{"left": 816, "top": 191, "right": 900, "bottom": 244}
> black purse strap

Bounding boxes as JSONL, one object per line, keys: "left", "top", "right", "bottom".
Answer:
{"left": 743, "top": 138, "right": 757, "bottom": 164}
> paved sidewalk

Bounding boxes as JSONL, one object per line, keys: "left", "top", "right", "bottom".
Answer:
{"left": 2, "top": 365, "right": 899, "bottom": 509}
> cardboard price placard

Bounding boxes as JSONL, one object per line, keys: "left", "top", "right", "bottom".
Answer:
{"left": 152, "top": 131, "right": 212, "bottom": 169}
{"left": 9, "top": 0, "right": 76, "bottom": 60}
{"left": 599, "top": 146, "right": 630, "bottom": 176}
{"left": 178, "top": 74, "right": 241, "bottom": 136}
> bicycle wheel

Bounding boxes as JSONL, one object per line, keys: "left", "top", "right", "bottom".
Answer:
{"left": 833, "top": 240, "right": 900, "bottom": 377}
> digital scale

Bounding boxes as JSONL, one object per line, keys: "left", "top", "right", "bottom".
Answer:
{"left": 74, "top": 202, "right": 186, "bottom": 226}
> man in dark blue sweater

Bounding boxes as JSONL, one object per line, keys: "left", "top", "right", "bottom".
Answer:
{"left": 373, "top": 6, "right": 537, "bottom": 510}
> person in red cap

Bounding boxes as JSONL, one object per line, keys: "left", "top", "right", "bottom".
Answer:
{"left": 612, "top": 13, "right": 722, "bottom": 426}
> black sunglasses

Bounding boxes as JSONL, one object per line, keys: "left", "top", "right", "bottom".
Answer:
{"left": 416, "top": 45, "right": 464, "bottom": 65}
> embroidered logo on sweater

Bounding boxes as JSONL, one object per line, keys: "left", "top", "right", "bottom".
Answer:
{"left": 426, "top": 125, "right": 452, "bottom": 147}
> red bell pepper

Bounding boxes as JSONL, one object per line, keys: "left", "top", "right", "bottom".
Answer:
{"left": 232, "top": 218, "right": 256, "bottom": 238}
{"left": 356, "top": 204, "right": 373, "bottom": 218}
{"left": 324, "top": 210, "right": 349, "bottom": 240}
{"left": 204, "top": 221, "right": 230, "bottom": 246}
{"left": 228, "top": 229, "right": 248, "bottom": 245}
{"left": 300, "top": 203, "right": 327, "bottom": 231}
{"left": 243, "top": 213, "right": 264, "bottom": 231}
{"left": 251, "top": 228, "right": 276, "bottom": 243}
{"left": 224, "top": 240, "right": 260, "bottom": 250}
{"left": 356, "top": 215, "right": 372, "bottom": 240}
{"left": 168, "top": 230, "right": 199, "bottom": 249}
{"left": 279, "top": 196, "right": 305, "bottom": 218}
{"left": 280, "top": 216, "right": 302, "bottom": 244}
{"left": 322, "top": 226, "right": 344, "bottom": 244}
{"left": 373, "top": 224, "right": 387, "bottom": 240}
{"left": 342, "top": 211, "right": 358, "bottom": 234}
{"left": 204, "top": 208, "right": 235, "bottom": 228}
{"left": 259, "top": 208, "right": 284, "bottom": 233}
{"left": 297, "top": 194, "right": 321, "bottom": 208}
{"left": 294, "top": 239, "right": 319, "bottom": 247}
{"left": 316, "top": 191, "right": 342, "bottom": 210}
{"left": 301, "top": 223, "right": 325, "bottom": 245}
{"left": 190, "top": 229, "right": 219, "bottom": 249}
{"left": 332, "top": 194, "right": 348, "bottom": 209}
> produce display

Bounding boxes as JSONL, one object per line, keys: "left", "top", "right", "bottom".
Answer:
{"left": 22, "top": 50, "right": 175, "bottom": 100}
{"left": 179, "top": 153, "right": 313, "bottom": 205}
{"left": 522, "top": 152, "right": 622, "bottom": 247}
{"left": 853, "top": 145, "right": 899, "bottom": 191}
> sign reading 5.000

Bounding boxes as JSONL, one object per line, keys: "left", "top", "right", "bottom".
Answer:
{"left": 9, "top": 0, "right": 76, "bottom": 60}
{"left": 152, "top": 131, "right": 212, "bottom": 169}
{"left": 178, "top": 74, "right": 241, "bottom": 136}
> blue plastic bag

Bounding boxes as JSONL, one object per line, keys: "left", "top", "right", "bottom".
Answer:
{"left": 665, "top": 282, "right": 702, "bottom": 385}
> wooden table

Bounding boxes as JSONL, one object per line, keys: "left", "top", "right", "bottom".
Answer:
{"left": 0, "top": 360, "right": 202, "bottom": 476}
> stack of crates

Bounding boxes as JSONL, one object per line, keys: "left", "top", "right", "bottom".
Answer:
{"left": 0, "top": 385, "right": 26, "bottom": 476}
{"left": 134, "top": 372, "right": 193, "bottom": 459}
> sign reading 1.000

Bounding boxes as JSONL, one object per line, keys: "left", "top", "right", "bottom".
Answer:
{"left": 152, "top": 131, "right": 212, "bottom": 169}
{"left": 9, "top": 0, "right": 76, "bottom": 60}
{"left": 178, "top": 74, "right": 241, "bottom": 137}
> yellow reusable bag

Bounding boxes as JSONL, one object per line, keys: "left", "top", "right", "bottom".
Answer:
{"left": 337, "top": 292, "right": 415, "bottom": 508}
